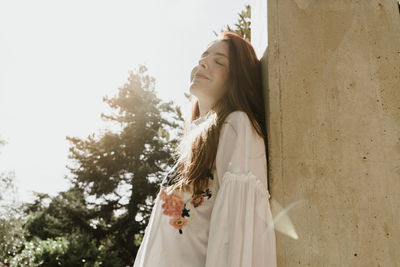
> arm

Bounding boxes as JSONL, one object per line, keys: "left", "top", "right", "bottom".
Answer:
{"left": 205, "top": 111, "right": 276, "bottom": 267}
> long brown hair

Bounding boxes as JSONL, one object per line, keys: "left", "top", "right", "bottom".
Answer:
{"left": 163, "top": 31, "right": 268, "bottom": 195}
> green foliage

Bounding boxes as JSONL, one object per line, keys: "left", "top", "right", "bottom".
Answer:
{"left": 8, "top": 233, "right": 124, "bottom": 267}
{"left": 214, "top": 4, "right": 251, "bottom": 41}
{"left": 0, "top": 171, "right": 26, "bottom": 265}
{"left": 8, "top": 237, "right": 68, "bottom": 267}
{"left": 23, "top": 188, "right": 96, "bottom": 241}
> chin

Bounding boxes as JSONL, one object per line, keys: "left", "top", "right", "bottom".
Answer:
{"left": 189, "top": 87, "right": 197, "bottom": 98}
{"left": 190, "top": 86, "right": 204, "bottom": 99}
{"left": 189, "top": 82, "right": 199, "bottom": 92}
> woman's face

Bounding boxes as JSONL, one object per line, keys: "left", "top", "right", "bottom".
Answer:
{"left": 189, "top": 40, "right": 230, "bottom": 108}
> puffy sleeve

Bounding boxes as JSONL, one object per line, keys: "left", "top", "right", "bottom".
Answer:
{"left": 205, "top": 111, "right": 277, "bottom": 267}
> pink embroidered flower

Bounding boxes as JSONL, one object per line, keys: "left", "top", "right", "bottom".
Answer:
{"left": 190, "top": 194, "right": 204, "bottom": 207}
{"left": 161, "top": 191, "right": 184, "bottom": 217}
{"left": 169, "top": 216, "right": 188, "bottom": 229}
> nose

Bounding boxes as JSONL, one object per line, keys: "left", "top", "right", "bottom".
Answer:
{"left": 198, "top": 57, "right": 207, "bottom": 69}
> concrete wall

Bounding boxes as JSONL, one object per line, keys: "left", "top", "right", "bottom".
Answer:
{"left": 252, "top": 0, "right": 400, "bottom": 265}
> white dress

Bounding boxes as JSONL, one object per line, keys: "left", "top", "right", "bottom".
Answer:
{"left": 133, "top": 110, "right": 277, "bottom": 267}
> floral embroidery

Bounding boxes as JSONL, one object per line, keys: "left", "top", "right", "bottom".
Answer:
{"left": 169, "top": 216, "right": 188, "bottom": 229}
{"left": 191, "top": 194, "right": 204, "bottom": 207}
{"left": 159, "top": 162, "right": 214, "bottom": 234}
{"left": 160, "top": 191, "right": 185, "bottom": 217}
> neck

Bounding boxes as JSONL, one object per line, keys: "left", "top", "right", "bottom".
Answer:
{"left": 198, "top": 101, "right": 213, "bottom": 118}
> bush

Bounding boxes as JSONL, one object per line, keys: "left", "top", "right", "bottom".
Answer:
{"left": 8, "top": 233, "right": 125, "bottom": 267}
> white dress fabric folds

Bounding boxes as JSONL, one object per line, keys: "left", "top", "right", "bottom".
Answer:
{"left": 133, "top": 110, "right": 277, "bottom": 267}
{"left": 204, "top": 110, "right": 276, "bottom": 267}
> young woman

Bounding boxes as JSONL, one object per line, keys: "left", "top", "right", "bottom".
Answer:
{"left": 133, "top": 31, "right": 277, "bottom": 267}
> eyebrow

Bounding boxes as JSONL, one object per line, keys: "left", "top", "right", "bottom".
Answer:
{"left": 201, "top": 50, "right": 229, "bottom": 59}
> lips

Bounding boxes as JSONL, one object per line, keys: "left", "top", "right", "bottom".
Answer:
{"left": 195, "top": 72, "right": 210, "bottom": 80}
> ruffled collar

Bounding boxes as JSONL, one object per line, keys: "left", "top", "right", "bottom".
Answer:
{"left": 189, "top": 115, "right": 208, "bottom": 131}
{"left": 192, "top": 115, "right": 207, "bottom": 125}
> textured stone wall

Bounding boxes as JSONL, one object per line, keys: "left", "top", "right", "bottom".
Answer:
{"left": 252, "top": 0, "right": 400, "bottom": 265}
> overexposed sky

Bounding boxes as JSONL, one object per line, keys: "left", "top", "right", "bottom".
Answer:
{"left": 0, "top": 0, "right": 252, "bottom": 203}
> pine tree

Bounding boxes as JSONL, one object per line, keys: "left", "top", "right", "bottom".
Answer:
{"left": 213, "top": 4, "right": 251, "bottom": 41}
{"left": 65, "top": 64, "right": 183, "bottom": 264}
{"left": 20, "top": 64, "right": 183, "bottom": 266}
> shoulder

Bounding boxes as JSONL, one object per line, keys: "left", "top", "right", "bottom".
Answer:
{"left": 223, "top": 110, "right": 252, "bottom": 129}
{"left": 217, "top": 110, "right": 266, "bottom": 159}
{"left": 223, "top": 111, "right": 265, "bottom": 144}
{"left": 225, "top": 110, "right": 249, "bottom": 124}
